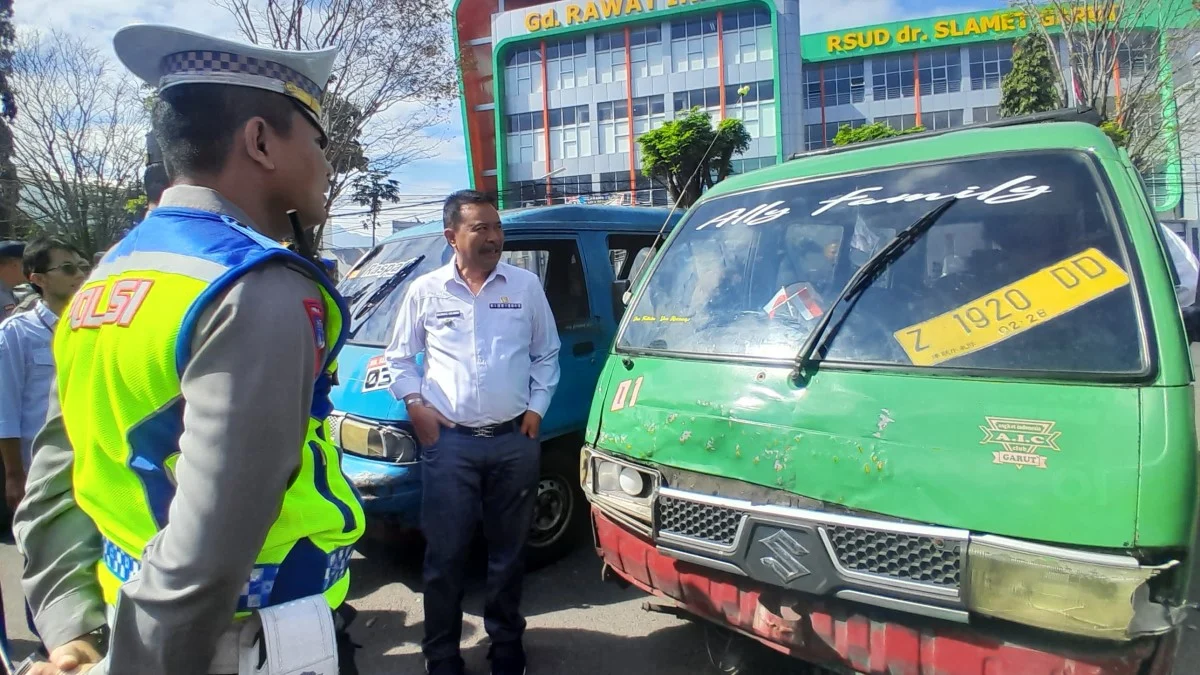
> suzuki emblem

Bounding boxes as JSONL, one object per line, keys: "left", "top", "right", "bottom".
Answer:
{"left": 759, "top": 530, "right": 810, "bottom": 583}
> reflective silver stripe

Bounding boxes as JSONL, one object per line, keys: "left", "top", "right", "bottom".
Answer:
{"left": 93, "top": 251, "right": 229, "bottom": 282}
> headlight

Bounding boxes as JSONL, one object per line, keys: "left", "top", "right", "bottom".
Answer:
{"left": 966, "top": 535, "right": 1180, "bottom": 641}
{"left": 338, "top": 416, "right": 420, "bottom": 464}
{"left": 584, "top": 448, "right": 657, "bottom": 523}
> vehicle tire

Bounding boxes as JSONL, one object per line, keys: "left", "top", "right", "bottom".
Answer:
{"left": 702, "top": 623, "right": 843, "bottom": 675}
{"left": 525, "top": 442, "right": 588, "bottom": 570}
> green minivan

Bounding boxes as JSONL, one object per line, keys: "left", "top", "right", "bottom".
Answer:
{"left": 581, "top": 109, "right": 1196, "bottom": 674}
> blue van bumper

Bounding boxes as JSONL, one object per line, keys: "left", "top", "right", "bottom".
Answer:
{"left": 342, "top": 452, "right": 423, "bottom": 529}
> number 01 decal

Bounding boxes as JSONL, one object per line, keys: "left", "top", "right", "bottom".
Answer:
{"left": 610, "top": 376, "right": 645, "bottom": 411}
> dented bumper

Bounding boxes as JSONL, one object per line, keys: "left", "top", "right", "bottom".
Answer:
{"left": 592, "top": 508, "right": 1178, "bottom": 675}
{"left": 343, "top": 452, "right": 422, "bottom": 526}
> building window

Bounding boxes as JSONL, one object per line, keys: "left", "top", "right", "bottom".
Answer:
{"left": 803, "top": 64, "right": 821, "bottom": 108}
{"left": 549, "top": 174, "right": 592, "bottom": 204}
{"left": 505, "top": 111, "right": 546, "bottom": 165}
{"left": 1117, "top": 31, "right": 1157, "bottom": 78}
{"left": 968, "top": 42, "right": 1012, "bottom": 90}
{"left": 547, "top": 38, "right": 589, "bottom": 91}
{"left": 729, "top": 156, "right": 776, "bottom": 175}
{"left": 872, "top": 55, "right": 915, "bottom": 100}
{"left": 549, "top": 104, "right": 591, "bottom": 160}
{"left": 595, "top": 31, "right": 627, "bottom": 84}
{"left": 598, "top": 99, "right": 630, "bottom": 155}
{"left": 918, "top": 49, "right": 962, "bottom": 95}
{"left": 636, "top": 171, "right": 670, "bottom": 206}
{"left": 505, "top": 46, "right": 542, "bottom": 97}
{"left": 972, "top": 105, "right": 1000, "bottom": 124}
{"left": 509, "top": 180, "right": 547, "bottom": 207}
{"left": 599, "top": 170, "right": 633, "bottom": 196}
{"left": 721, "top": 8, "right": 772, "bottom": 66}
{"left": 632, "top": 95, "right": 667, "bottom": 159}
{"left": 804, "top": 118, "right": 865, "bottom": 150}
{"left": 674, "top": 86, "right": 722, "bottom": 118}
{"left": 630, "top": 26, "right": 665, "bottom": 78}
{"left": 922, "top": 109, "right": 964, "bottom": 130}
{"left": 670, "top": 15, "right": 718, "bottom": 73}
{"left": 725, "top": 80, "right": 775, "bottom": 138}
{"left": 876, "top": 113, "right": 919, "bottom": 132}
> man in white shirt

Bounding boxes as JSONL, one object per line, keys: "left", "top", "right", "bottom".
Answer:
{"left": 385, "top": 190, "right": 561, "bottom": 675}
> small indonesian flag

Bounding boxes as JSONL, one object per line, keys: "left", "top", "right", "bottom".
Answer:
{"left": 764, "top": 283, "right": 825, "bottom": 320}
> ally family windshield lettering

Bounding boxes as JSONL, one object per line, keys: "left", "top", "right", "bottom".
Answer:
{"left": 811, "top": 175, "right": 1052, "bottom": 216}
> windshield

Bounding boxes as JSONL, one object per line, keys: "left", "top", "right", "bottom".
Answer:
{"left": 618, "top": 150, "right": 1147, "bottom": 375}
{"left": 339, "top": 234, "right": 451, "bottom": 346}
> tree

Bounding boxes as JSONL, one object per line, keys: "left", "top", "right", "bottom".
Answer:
{"left": 638, "top": 109, "right": 751, "bottom": 208}
{"left": 10, "top": 30, "right": 147, "bottom": 256}
{"left": 1013, "top": 0, "right": 1200, "bottom": 172}
{"left": 1000, "top": 32, "right": 1063, "bottom": 117}
{"left": 215, "top": 0, "right": 459, "bottom": 247}
{"left": 0, "top": 0, "right": 18, "bottom": 239}
{"left": 832, "top": 121, "right": 925, "bottom": 146}
{"left": 350, "top": 166, "right": 400, "bottom": 247}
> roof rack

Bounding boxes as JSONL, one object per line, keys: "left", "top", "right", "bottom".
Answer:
{"left": 786, "top": 106, "right": 1104, "bottom": 162}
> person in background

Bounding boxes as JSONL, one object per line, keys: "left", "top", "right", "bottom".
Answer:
{"left": 0, "top": 237, "right": 89, "bottom": 511}
{"left": 385, "top": 189, "right": 561, "bottom": 675}
{"left": 0, "top": 240, "right": 28, "bottom": 320}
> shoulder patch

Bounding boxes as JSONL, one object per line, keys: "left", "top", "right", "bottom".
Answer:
{"left": 303, "top": 298, "right": 326, "bottom": 372}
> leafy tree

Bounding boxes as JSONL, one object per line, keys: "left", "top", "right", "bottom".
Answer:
{"left": 832, "top": 121, "right": 925, "bottom": 146}
{"left": 0, "top": 0, "right": 17, "bottom": 239}
{"left": 1000, "top": 33, "right": 1062, "bottom": 117}
{"left": 350, "top": 166, "right": 400, "bottom": 246}
{"left": 638, "top": 108, "right": 750, "bottom": 208}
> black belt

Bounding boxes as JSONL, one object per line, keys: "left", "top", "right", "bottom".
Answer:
{"left": 447, "top": 416, "right": 522, "bottom": 438}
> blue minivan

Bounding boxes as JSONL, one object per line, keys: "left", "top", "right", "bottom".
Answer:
{"left": 329, "top": 204, "right": 680, "bottom": 565}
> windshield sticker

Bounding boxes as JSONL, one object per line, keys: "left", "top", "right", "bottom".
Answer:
{"left": 355, "top": 256, "right": 421, "bottom": 279}
{"left": 811, "top": 176, "right": 1052, "bottom": 216}
{"left": 695, "top": 201, "right": 791, "bottom": 230}
{"left": 631, "top": 314, "right": 691, "bottom": 323}
{"left": 764, "top": 283, "right": 825, "bottom": 320}
{"left": 361, "top": 355, "right": 393, "bottom": 393}
{"left": 980, "top": 417, "right": 1061, "bottom": 470}
{"left": 894, "top": 248, "right": 1130, "bottom": 366}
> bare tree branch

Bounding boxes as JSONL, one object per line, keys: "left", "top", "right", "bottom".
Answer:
{"left": 10, "top": 29, "right": 147, "bottom": 255}
{"left": 213, "top": 0, "right": 459, "bottom": 248}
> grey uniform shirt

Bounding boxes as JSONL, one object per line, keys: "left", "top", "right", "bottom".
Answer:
{"left": 13, "top": 186, "right": 324, "bottom": 675}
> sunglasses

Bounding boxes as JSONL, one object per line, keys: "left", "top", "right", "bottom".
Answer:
{"left": 45, "top": 262, "right": 92, "bottom": 276}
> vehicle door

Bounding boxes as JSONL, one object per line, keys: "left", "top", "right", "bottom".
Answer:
{"left": 502, "top": 234, "right": 604, "bottom": 439}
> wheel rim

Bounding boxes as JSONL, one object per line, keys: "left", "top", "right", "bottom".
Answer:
{"left": 528, "top": 473, "right": 573, "bottom": 548}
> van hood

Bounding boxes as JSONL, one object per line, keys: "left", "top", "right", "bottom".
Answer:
{"left": 593, "top": 355, "right": 1141, "bottom": 548}
{"left": 330, "top": 343, "right": 421, "bottom": 422}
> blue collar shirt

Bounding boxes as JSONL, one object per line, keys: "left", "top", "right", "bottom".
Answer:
{"left": 0, "top": 300, "right": 58, "bottom": 469}
{"left": 385, "top": 259, "right": 562, "bottom": 427}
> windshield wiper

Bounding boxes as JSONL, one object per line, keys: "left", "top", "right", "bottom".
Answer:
{"left": 789, "top": 198, "right": 958, "bottom": 384}
{"left": 347, "top": 255, "right": 426, "bottom": 335}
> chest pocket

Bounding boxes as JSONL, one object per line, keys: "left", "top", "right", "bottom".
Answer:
{"left": 31, "top": 347, "right": 54, "bottom": 371}
{"left": 486, "top": 290, "right": 533, "bottom": 342}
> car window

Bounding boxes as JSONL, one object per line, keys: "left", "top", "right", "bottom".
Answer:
{"left": 607, "top": 234, "right": 659, "bottom": 281}
{"left": 502, "top": 238, "right": 591, "bottom": 325}
{"left": 340, "top": 234, "right": 451, "bottom": 346}
{"left": 619, "top": 150, "right": 1147, "bottom": 376}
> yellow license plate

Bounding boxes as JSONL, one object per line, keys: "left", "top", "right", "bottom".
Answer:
{"left": 894, "top": 248, "right": 1130, "bottom": 367}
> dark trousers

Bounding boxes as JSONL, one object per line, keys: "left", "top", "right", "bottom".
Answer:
{"left": 420, "top": 429, "right": 540, "bottom": 662}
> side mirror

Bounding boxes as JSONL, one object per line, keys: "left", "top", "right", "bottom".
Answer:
{"left": 612, "top": 279, "right": 631, "bottom": 319}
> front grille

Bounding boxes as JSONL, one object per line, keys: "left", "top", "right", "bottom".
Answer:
{"left": 825, "top": 524, "right": 961, "bottom": 588}
{"left": 656, "top": 495, "right": 742, "bottom": 546}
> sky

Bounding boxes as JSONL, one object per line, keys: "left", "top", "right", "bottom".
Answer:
{"left": 14, "top": 0, "right": 1000, "bottom": 248}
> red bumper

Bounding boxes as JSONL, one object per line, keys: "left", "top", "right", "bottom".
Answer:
{"left": 592, "top": 507, "right": 1177, "bottom": 675}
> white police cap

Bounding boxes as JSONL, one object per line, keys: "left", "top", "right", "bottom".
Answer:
{"left": 113, "top": 24, "right": 337, "bottom": 131}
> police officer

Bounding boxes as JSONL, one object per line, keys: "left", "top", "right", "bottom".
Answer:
{"left": 14, "top": 24, "right": 364, "bottom": 675}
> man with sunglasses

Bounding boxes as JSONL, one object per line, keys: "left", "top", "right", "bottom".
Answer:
{"left": 0, "top": 237, "right": 89, "bottom": 513}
